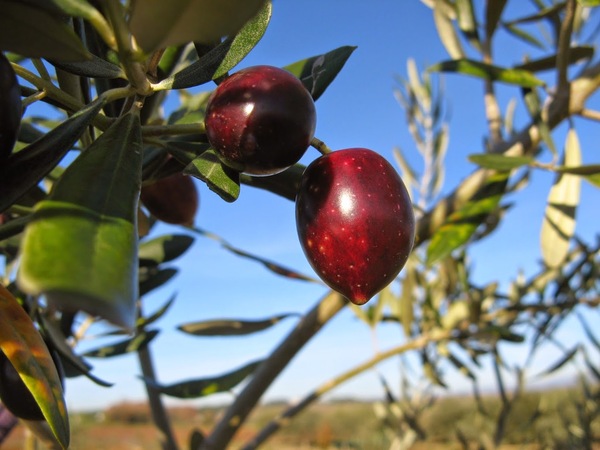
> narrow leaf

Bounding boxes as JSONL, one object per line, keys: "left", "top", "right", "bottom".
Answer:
{"left": 504, "top": 2, "right": 566, "bottom": 26}
{"left": 159, "top": 1, "right": 272, "bottom": 90}
{"left": 139, "top": 268, "right": 178, "bottom": 297}
{"left": 130, "top": 0, "right": 267, "bottom": 53}
{"left": 514, "top": 46, "right": 594, "bottom": 72}
{"left": 239, "top": 163, "right": 305, "bottom": 202}
{"left": 536, "top": 345, "right": 580, "bottom": 377}
{"left": 429, "top": 59, "right": 545, "bottom": 87}
{"left": 502, "top": 24, "right": 546, "bottom": 50}
{"left": 468, "top": 153, "right": 533, "bottom": 170}
{"left": 540, "top": 128, "right": 582, "bottom": 268}
{"left": 285, "top": 46, "right": 356, "bottom": 101}
{"left": 138, "top": 234, "right": 195, "bottom": 266}
{"left": 83, "top": 330, "right": 159, "bottom": 358}
{"left": 0, "top": 284, "right": 69, "bottom": 448}
{"left": 485, "top": 0, "right": 508, "bottom": 40}
{"left": 177, "top": 313, "right": 299, "bottom": 336}
{"left": 191, "top": 226, "right": 321, "bottom": 283}
{"left": 49, "top": 55, "right": 125, "bottom": 79}
{"left": 18, "top": 113, "right": 142, "bottom": 329}
{"left": 142, "top": 359, "right": 263, "bottom": 398}
{"left": 137, "top": 295, "right": 177, "bottom": 329}
{"left": 455, "top": 0, "right": 481, "bottom": 51}
{"left": 185, "top": 148, "right": 240, "bottom": 203}
{"left": 0, "top": 1, "right": 89, "bottom": 61}
{"left": 433, "top": 0, "right": 465, "bottom": 59}
{"left": 0, "top": 99, "right": 106, "bottom": 213}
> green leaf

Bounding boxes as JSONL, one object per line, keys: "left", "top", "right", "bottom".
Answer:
{"left": 427, "top": 175, "right": 508, "bottom": 265}
{"left": 540, "top": 128, "right": 581, "bottom": 268}
{"left": 17, "top": 113, "right": 142, "bottom": 330}
{"left": 485, "top": 0, "right": 508, "bottom": 40}
{"left": 468, "top": 153, "right": 533, "bottom": 170}
{"left": 0, "top": 0, "right": 90, "bottom": 61}
{"left": 136, "top": 295, "right": 176, "bottom": 329}
{"left": 429, "top": 59, "right": 545, "bottom": 87}
{"left": 178, "top": 313, "right": 299, "bottom": 336}
{"left": 502, "top": 24, "right": 546, "bottom": 50}
{"left": 285, "top": 46, "right": 357, "bottom": 101}
{"left": 139, "top": 268, "right": 178, "bottom": 297}
{"left": 83, "top": 330, "right": 159, "bottom": 358}
{"left": 138, "top": 234, "right": 195, "bottom": 266}
{"left": 577, "top": 0, "right": 600, "bottom": 6}
{"left": 141, "top": 359, "right": 263, "bottom": 398}
{"left": 0, "top": 284, "right": 69, "bottom": 448}
{"left": 0, "top": 99, "right": 105, "bottom": 213}
{"left": 48, "top": 54, "right": 125, "bottom": 79}
{"left": 504, "top": 2, "right": 566, "bottom": 26}
{"left": 239, "top": 163, "right": 305, "bottom": 202}
{"left": 184, "top": 148, "right": 240, "bottom": 203}
{"left": 158, "top": 1, "right": 272, "bottom": 90}
{"left": 514, "top": 46, "right": 594, "bottom": 72}
{"left": 130, "top": 0, "right": 267, "bottom": 53}
{"left": 455, "top": 0, "right": 481, "bottom": 51}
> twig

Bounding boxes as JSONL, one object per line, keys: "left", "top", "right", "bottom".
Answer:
{"left": 199, "top": 291, "right": 347, "bottom": 450}
{"left": 556, "top": 0, "right": 577, "bottom": 94}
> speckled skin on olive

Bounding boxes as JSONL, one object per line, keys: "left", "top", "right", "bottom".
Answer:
{"left": 141, "top": 172, "right": 199, "bottom": 226}
{"left": 0, "top": 52, "right": 22, "bottom": 162}
{"left": 205, "top": 65, "right": 316, "bottom": 176}
{"left": 296, "top": 148, "right": 415, "bottom": 305}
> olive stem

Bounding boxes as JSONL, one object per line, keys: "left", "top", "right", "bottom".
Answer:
{"left": 53, "top": 0, "right": 117, "bottom": 50}
{"left": 30, "top": 59, "right": 51, "bottom": 82}
{"left": 310, "top": 137, "right": 332, "bottom": 155}
{"left": 21, "top": 90, "right": 48, "bottom": 109}
{"left": 142, "top": 122, "right": 207, "bottom": 137}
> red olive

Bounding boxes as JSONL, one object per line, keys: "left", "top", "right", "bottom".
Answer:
{"left": 140, "top": 172, "right": 199, "bottom": 226}
{"left": 0, "top": 52, "right": 22, "bottom": 161}
{"left": 296, "top": 148, "right": 415, "bottom": 305}
{"left": 205, "top": 65, "right": 316, "bottom": 176}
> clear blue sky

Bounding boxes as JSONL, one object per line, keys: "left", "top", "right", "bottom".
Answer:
{"left": 62, "top": 1, "right": 600, "bottom": 411}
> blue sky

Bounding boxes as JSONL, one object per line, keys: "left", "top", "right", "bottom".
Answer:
{"left": 60, "top": 1, "right": 600, "bottom": 412}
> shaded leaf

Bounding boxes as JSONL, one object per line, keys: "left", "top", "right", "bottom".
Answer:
{"left": 141, "top": 359, "right": 262, "bottom": 398}
{"left": 138, "top": 234, "right": 195, "bottom": 266}
{"left": 536, "top": 345, "right": 580, "bottom": 377}
{"left": 504, "top": 2, "right": 566, "bottom": 26}
{"left": 18, "top": 112, "right": 142, "bottom": 330}
{"left": 184, "top": 149, "right": 240, "bottom": 203}
{"left": 137, "top": 295, "right": 176, "bottom": 329}
{"left": 83, "top": 330, "right": 159, "bottom": 358}
{"left": 139, "top": 268, "right": 178, "bottom": 297}
{"left": 502, "top": 23, "right": 546, "bottom": 50}
{"left": 0, "top": 99, "right": 106, "bottom": 213}
{"left": 540, "top": 128, "right": 581, "bottom": 268}
{"left": 158, "top": 1, "right": 272, "bottom": 90}
{"left": 468, "top": 153, "right": 533, "bottom": 170}
{"left": 0, "top": 284, "right": 69, "bottom": 448}
{"left": 285, "top": 46, "right": 356, "bottom": 101}
{"left": 429, "top": 59, "right": 545, "bottom": 87}
{"left": 0, "top": 0, "right": 90, "bottom": 61}
{"left": 455, "top": 0, "right": 481, "bottom": 51}
{"left": 130, "top": 0, "right": 267, "bottom": 53}
{"left": 239, "top": 163, "right": 305, "bottom": 202}
{"left": 191, "top": 227, "right": 320, "bottom": 283}
{"left": 178, "top": 313, "right": 299, "bottom": 336}
{"left": 577, "top": 313, "right": 600, "bottom": 353}
{"left": 49, "top": 54, "right": 125, "bottom": 79}
{"left": 485, "top": 0, "right": 508, "bottom": 40}
{"left": 514, "top": 46, "right": 594, "bottom": 72}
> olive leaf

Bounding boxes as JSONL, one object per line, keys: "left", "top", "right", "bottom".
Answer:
{"left": 0, "top": 0, "right": 90, "bottom": 61}
{"left": 83, "top": 330, "right": 160, "bottom": 358}
{"left": 239, "top": 163, "right": 305, "bottom": 202}
{"left": 130, "top": 0, "right": 267, "bottom": 53}
{"left": 139, "top": 268, "right": 178, "bottom": 297}
{"left": 157, "top": 1, "right": 272, "bottom": 90}
{"left": 0, "top": 98, "right": 106, "bottom": 213}
{"left": 285, "top": 46, "right": 357, "bottom": 101}
{"left": 468, "top": 153, "right": 533, "bottom": 170}
{"left": 18, "top": 112, "right": 142, "bottom": 330}
{"left": 184, "top": 148, "right": 240, "bottom": 203}
{"left": 428, "top": 59, "right": 545, "bottom": 87}
{"left": 0, "top": 284, "right": 69, "bottom": 448}
{"left": 141, "top": 359, "right": 263, "bottom": 398}
{"left": 48, "top": 54, "right": 125, "bottom": 79}
{"left": 514, "top": 46, "right": 594, "bottom": 73}
{"left": 177, "top": 313, "right": 300, "bottom": 336}
{"left": 540, "top": 128, "right": 582, "bottom": 268}
{"left": 138, "top": 234, "right": 195, "bottom": 266}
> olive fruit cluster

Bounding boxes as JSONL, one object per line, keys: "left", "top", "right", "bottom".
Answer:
{"left": 0, "top": 342, "right": 65, "bottom": 421}
{"left": 205, "top": 65, "right": 415, "bottom": 305}
{"left": 0, "top": 51, "right": 22, "bottom": 162}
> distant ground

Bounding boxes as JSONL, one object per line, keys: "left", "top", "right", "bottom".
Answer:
{"left": 2, "top": 384, "right": 599, "bottom": 449}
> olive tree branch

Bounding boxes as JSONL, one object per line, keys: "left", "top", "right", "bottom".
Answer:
{"left": 199, "top": 291, "right": 347, "bottom": 450}
{"left": 556, "top": 0, "right": 577, "bottom": 94}
{"left": 414, "top": 60, "right": 600, "bottom": 247}
{"left": 142, "top": 122, "right": 207, "bottom": 137}
{"left": 240, "top": 328, "right": 455, "bottom": 450}
{"left": 578, "top": 108, "right": 600, "bottom": 122}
